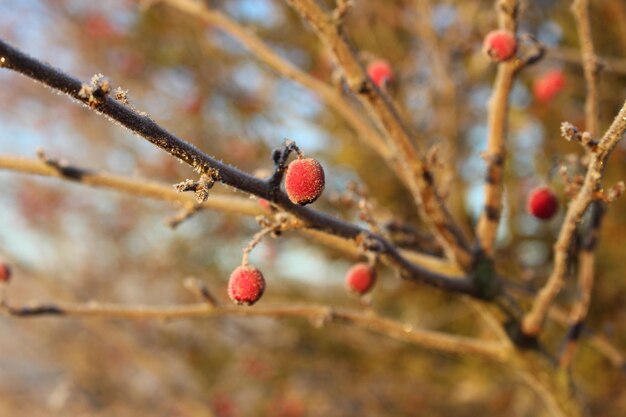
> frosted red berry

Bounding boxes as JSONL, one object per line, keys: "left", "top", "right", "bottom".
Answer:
{"left": 527, "top": 187, "right": 559, "bottom": 220}
{"left": 228, "top": 266, "right": 265, "bottom": 305}
{"left": 533, "top": 70, "right": 566, "bottom": 103}
{"left": 482, "top": 30, "right": 517, "bottom": 62}
{"left": 345, "top": 263, "right": 376, "bottom": 295}
{"left": 367, "top": 59, "right": 394, "bottom": 88}
{"left": 284, "top": 158, "right": 325, "bottom": 205}
{"left": 0, "top": 263, "right": 11, "bottom": 283}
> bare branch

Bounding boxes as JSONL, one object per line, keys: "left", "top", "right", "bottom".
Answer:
{"left": 522, "top": 100, "right": 626, "bottom": 336}
{"left": 2, "top": 299, "right": 510, "bottom": 361}
{"left": 475, "top": 0, "right": 522, "bottom": 256}
{"left": 572, "top": 0, "right": 600, "bottom": 137}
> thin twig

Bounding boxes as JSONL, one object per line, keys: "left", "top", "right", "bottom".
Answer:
{"left": 572, "top": 0, "right": 600, "bottom": 137}
{"left": 283, "top": 0, "right": 472, "bottom": 269}
{"left": 547, "top": 47, "right": 626, "bottom": 75}
{"left": 559, "top": 202, "right": 605, "bottom": 369}
{"left": 2, "top": 299, "right": 510, "bottom": 361}
{"left": 522, "top": 100, "right": 626, "bottom": 336}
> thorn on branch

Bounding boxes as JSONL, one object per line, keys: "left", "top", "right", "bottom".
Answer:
{"left": 560, "top": 122, "right": 599, "bottom": 152}
{"left": 174, "top": 171, "right": 218, "bottom": 203}
{"left": 78, "top": 73, "right": 111, "bottom": 108}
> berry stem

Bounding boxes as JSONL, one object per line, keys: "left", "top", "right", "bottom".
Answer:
{"left": 267, "top": 140, "right": 303, "bottom": 202}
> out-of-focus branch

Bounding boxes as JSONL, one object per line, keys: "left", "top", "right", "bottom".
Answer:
{"left": 413, "top": 0, "right": 462, "bottom": 212}
{"left": 475, "top": 0, "right": 521, "bottom": 257}
{"left": 559, "top": 0, "right": 603, "bottom": 370}
{"left": 283, "top": 0, "right": 472, "bottom": 269}
{"left": 559, "top": 202, "right": 605, "bottom": 369}
{"left": 547, "top": 47, "right": 626, "bottom": 76}
{"left": 154, "top": 0, "right": 411, "bottom": 186}
{"left": 522, "top": 100, "right": 626, "bottom": 336}
{"left": 572, "top": 0, "right": 600, "bottom": 137}
{"left": 550, "top": 307, "right": 625, "bottom": 373}
{"left": 1, "top": 300, "right": 511, "bottom": 361}
{"left": 0, "top": 155, "right": 262, "bottom": 216}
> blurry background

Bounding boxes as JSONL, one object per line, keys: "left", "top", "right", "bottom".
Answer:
{"left": 0, "top": 0, "right": 625, "bottom": 415}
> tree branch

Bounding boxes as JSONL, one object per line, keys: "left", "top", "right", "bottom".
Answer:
{"left": 522, "top": 100, "right": 626, "bottom": 336}
{"left": 283, "top": 0, "right": 472, "bottom": 269}
{"left": 475, "top": 0, "right": 521, "bottom": 256}
{"left": 0, "top": 38, "right": 480, "bottom": 295}
{"left": 559, "top": 0, "right": 603, "bottom": 369}
{"left": 1, "top": 299, "right": 510, "bottom": 361}
{"left": 155, "top": 0, "right": 413, "bottom": 186}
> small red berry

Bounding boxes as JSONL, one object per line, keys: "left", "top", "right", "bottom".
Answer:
{"left": 482, "top": 30, "right": 517, "bottom": 62}
{"left": 0, "top": 263, "right": 11, "bottom": 283}
{"left": 345, "top": 263, "right": 376, "bottom": 295}
{"left": 228, "top": 265, "right": 265, "bottom": 305}
{"left": 258, "top": 198, "right": 272, "bottom": 210}
{"left": 284, "top": 158, "right": 325, "bottom": 205}
{"left": 533, "top": 70, "right": 566, "bottom": 103}
{"left": 366, "top": 59, "right": 394, "bottom": 88}
{"left": 527, "top": 187, "right": 559, "bottom": 220}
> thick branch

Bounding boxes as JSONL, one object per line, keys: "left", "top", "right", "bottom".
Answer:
{"left": 283, "top": 0, "right": 472, "bottom": 269}
{"left": 522, "top": 100, "right": 626, "bottom": 336}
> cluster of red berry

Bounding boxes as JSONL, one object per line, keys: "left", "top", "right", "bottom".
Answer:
{"left": 227, "top": 29, "right": 569, "bottom": 306}
{"left": 226, "top": 154, "right": 380, "bottom": 305}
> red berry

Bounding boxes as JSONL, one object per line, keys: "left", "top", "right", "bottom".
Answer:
{"left": 0, "top": 263, "right": 11, "bottom": 283}
{"left": 284, "top": 158, "right": 325, "bottom": 205}
{"left": 258, "top": 198, "right": 272, "bottom": 210}
{"left": 228, "top": 266, "right": 265, "bottom": 305}
{"left": 345, "top": 263, "right": 376, "bottom": 295}
{"left": 482, "top": 30, "right": 517, "bottom": 62}
{"left": 527, "top": 187, "right": 559, "bottom": 220}
{"left": 533, "top": 70, "right": 566, "bottom": 103}
{"left": 366, "top": 59, "right": 394, "bottom": 88}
